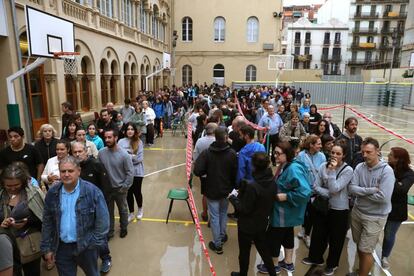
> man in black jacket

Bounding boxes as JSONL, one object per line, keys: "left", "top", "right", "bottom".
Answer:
{"left": 194, "top": 127, "right": 238, "bottom": 255}
{"left": 71, "top": 142, "right": 112, "bottom": 273}
{"left": 229, "top": 152, "right": 276, "bottom": 276}
{"left": 337, "top": 117, "right": 363, "bottom": 168}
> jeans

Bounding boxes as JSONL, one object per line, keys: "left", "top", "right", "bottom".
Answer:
{"left": 207, "top": 198, "right": 229, "bottom": 247}
{"left": 99, "top": 238, "right": 111, "bottom": 262}
{"left": 382, "top": 220, "right": 402, "bottom": 258}
{"left": 55, "top": 242, "right": 99, "bottom": 276}
{"left": 127, "top": 176, "right": 143, "bottom": 212}
{"left": 106, "top": 189, "right": 129, "bottom": 236}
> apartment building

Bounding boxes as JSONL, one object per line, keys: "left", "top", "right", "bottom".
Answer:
{"left": 285, "top": 17, "right": 348, "bottom": 75}
{"left": 348, "top": 0, "right": 409, "bottom": 75}
{"left": 0, "top": 0, "right": 171, "bottom": 137}
{"left": 173, "top": 0, "right": 283, "bottom": 87}
{"left": 401, "top": 0, "right": 414, "bottom": 67}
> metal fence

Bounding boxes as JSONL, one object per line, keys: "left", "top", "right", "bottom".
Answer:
{"left": 232, "top": 80, "right": 412, "bottom": 108}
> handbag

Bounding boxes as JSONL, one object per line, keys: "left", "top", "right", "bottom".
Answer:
{"left": 15, "top": 229, "right": 42, "bottom": 264}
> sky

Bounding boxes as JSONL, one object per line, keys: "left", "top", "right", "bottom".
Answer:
{"left": 283, "top": 0, "right": 326, "bottom": 6}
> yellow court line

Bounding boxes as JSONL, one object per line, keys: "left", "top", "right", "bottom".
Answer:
{"left": 408, "top": 212, "right": 414, "bottom": 221}
{"left": 115, "top": 216, "right": 237, "bottom": 227}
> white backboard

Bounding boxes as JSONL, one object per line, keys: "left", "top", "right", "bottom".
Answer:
{"left": 0, "top": 0, "right": 8, "bottom": 37}
{"left": 268, "top": 55, "right": 294, "bottom": 71}
{"left": 25, "top": 6, "right": 75, "bottom": 57}
{"left": 410, "top": 52, "right": 414, "bottom": 68}
{"left": 163, "top": 52, "right": 171, "bottom": 69}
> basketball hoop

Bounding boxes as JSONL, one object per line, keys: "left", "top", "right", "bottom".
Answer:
{"left": 54, "top": 52, "right": 80, "bottom": 77}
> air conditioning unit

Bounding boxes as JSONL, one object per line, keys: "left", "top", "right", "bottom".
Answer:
{"left": 263, "top": 43, "right": 274, "bottom": 50}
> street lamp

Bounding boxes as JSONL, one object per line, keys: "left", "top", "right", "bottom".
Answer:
{"left": 386, "top": 28, "right": 398, "bottom": 106}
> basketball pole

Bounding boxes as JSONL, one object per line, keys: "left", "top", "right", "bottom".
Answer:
{"left": 6, "top": 57, "right": 47, "bottom": 127}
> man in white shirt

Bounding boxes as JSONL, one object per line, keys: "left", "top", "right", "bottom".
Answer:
{"left": 142, "top": 101, "right": 156, "bottom": 146}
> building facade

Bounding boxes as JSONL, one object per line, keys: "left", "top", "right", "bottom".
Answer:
{"left": 348, "top": 0, "right": 409, "bottom": 75}
{"left": 401, "top": 0, "right": 414, "bottom": 67}
{"left": 0, "top": 0, "right": 172, "bottom": 138}
{"left": 285, "top": 17, "right": 348, "bottom": 75}
{"left": 172, "top": 0, "right": 283, "bottom": 87}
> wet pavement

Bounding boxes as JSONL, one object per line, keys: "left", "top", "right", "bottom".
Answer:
{"left": 42, "top": 105, "right": 414, "bottom": 276}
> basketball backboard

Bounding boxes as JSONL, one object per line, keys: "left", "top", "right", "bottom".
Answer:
{"left": 268, "top": 55, "right": 294, "bottom": 71}
{"left": 163, "top": 52, "right": 171, "bottom": 69}
{"left": 25, "top": 6, "right": 75, "bottom": 58}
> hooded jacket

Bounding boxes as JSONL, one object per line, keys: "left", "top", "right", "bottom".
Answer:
{"left": 229, "top": 168, "right": 276, "bottom": 234}
{"left": 270, "top": 160, "right": 311, "bottom": 228}
{"left": 349, "top": 161, "right": 395, "bottom": 217}
{"left": 237, "top": 142, "right": 266, "bottom": 185}
{"left": 193, "top": 141, "right": 238, "bottom": 200}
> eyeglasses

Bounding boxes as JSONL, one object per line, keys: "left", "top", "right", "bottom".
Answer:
{"left": 274, "top": 151, "right": 284, "bottom": 156}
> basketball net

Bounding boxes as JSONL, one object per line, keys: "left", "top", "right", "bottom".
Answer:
{"left": 54, "top": 52, "right": 80, "bottom": 77}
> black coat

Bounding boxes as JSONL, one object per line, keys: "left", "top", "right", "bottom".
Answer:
{"left": 229, "top": 168, "right": 276, "bottom": 234}
{"left": 193, "top": 141, "right": 238, "bottom": 200}
{"left": 388, "top": 169, "right": 414, "bottom": 221}
{"left": 34, "top": 138, "right": 58, "bottom": 164}
{"left": 80, "top": 157, "right": 110, "bottom": 194}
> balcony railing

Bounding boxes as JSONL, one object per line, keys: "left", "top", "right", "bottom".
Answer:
{"left": 351, "top": 42, "right": 376, "bottom": 49}
{"left": 305, "top": 39, "right": 311, "bottom": 45}
{"left": 381, "top": 28, "right": 392, "bottom": 34}
{"left": 62, "top": 0, "right": 87, "bottom": 22}
{"left": 294, "top": 39, "right": 301, "bottom": 45}
{"left": 323, "top": 39, "right": 330, "bottom": 45}
{"left": 353, "top": 27, "right": 378, "bottom": 34}
{"left": 354, "top": 12, "right": 379, "bottom": 18}
{"left": 355, "top": 0, "right": 409, "bottom": 3}
{"left": 333, "top": 40, "right": 341, "bottom": 45}
{"left": 294, "top": 54, "right": 312, "bottom": 62}
{"left": 321, "top": 55, "right": 342, "bottom": 62}
{"left": 379, "top": 43, "right": 392, "bottom": 50}
{"left": 383, "top": 11, "right": 407, "bottom": 18}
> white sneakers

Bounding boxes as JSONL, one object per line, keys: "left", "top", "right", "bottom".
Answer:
{"left": 128, "top": 213, "right": 135, "bottom": 223}
{"left": 381, "top": 257, "right": 390, "bottom": 270}
{"left": 137, "top": 208, "right": 144, "bottom": 220}
{"left": 297, "top": 228, "right": 311, "bottom": 248}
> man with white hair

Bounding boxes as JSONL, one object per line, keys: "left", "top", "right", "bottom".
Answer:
{"left": 322, "top": 112, "right": 341, "bottom": 138}
{"left": 106, "top": 102, "right": 118, "bottom": 123}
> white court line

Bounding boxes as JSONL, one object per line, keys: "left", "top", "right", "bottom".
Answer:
{"left": 372, "top": 251, "right": 392, "bottom": 276}
{"left": 363, "top": 110, "right": 414, "bottom": 125}
{"left": 144, "top": 163, "right": 186, "bottom": 177}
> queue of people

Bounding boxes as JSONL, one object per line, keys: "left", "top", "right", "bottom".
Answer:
{"left": 0, "top": 83, "right": 412, "bottom": 276}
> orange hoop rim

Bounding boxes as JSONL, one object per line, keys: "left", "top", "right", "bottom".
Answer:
{"left": 53, "top": 51, "right": 80, "bottom": 58}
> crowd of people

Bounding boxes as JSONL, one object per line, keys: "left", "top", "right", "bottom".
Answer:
{"left": 0, "top": 83, "right": 412, "bottom": 276}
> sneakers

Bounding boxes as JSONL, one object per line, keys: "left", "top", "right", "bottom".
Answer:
{"left": 256, "top": 263, "right": 281, "bottom": 274}
{"left": 128, "top": 213, "right": 135, "bottom": 223}
{"left": 137, "top": 208, "right": 144, "bottom": 220}
{"left": 381, "top": 257, "right": 390, "bottom": 270}
{"left": 323, "top": 266, "right": 338, "bottom": 276}
{"left": 302, "top": 257, "right": 324, "bottom": 266}
{"left": 221, "top": 234, "right": 228, "bottom": 244}
{"left": 120, "top": 229, "right": 128, "bottom": 238}
{"left": 305, "top": 235, "right": 311, "bottom": 248}
{"left": 100, "top": 259, "right": 112, "bottom": 273}
{"left": 279, "top": 260, "right": 295, "bottom": 273}
{"left": 297, "top": 228, "right": 305, "bottom": 239}
{"left": 208, "top": 241, "right": 223, "bottom": 254}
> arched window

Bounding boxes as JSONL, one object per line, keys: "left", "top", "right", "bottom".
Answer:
{"left": 100, "top": 61, "right": 108, "bottom": 107}
{"left": 182, "top": 17, "right": 193, "bottom": 42}
{"left": 182, "top": 65, "right": 192, "bottom": 85}
{"left": 214, "top": 17, "right": 225, "bottom": 42}
{"left": 213, "top": 64, "right": 225, "bottom": 85}
{"left": 121, "top": 0, "right": 132, "bottom": 26}
{"left": 245, "top": 65, "right": 257, "bottom": 81}
{"left": 246, "top": 17, "right": 259, "bottom": 42}
{"left": 152, "top": 5, "right": 159, "bottom": 38}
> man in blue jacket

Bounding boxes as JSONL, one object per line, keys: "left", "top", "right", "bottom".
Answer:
{"left": 237, "top": 125, "right": 266, "bottom": 186}
{"left": 41, "top": 156, "right": 109, "bottom": 276}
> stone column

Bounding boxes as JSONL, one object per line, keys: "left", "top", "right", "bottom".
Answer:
{"left": 75, "top": 76, "right": 82, "bottom": 112}
{"left": 113, "top": 75, "right": 121, "bottom": 104}
{"left": 125, "top": 75, "right": 131, "bottom": 99}
{"left": 44, "top": 74, "right": 59, "bottom": 117}
{"left": 132, "top": 75, "right": 138, "bottom": 98}
{"left": 105, "top": 75, "right": 112, "bottom": 103}
{"left": 87, "top": 74, "right": 96, "bottom": 111}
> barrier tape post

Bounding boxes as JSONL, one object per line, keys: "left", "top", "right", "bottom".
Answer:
{"left": 185, "top": 124, "right": 217, "bottom": 276}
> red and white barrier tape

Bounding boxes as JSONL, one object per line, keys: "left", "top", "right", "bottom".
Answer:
{"left": 346, "top": 106, "right": 414, "bottom": 145}
{"left": 185, "top": 124, "right": 217, "bottom": 276}
{"left": 318, "top": 104, "right": 345, "bottom": 111}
